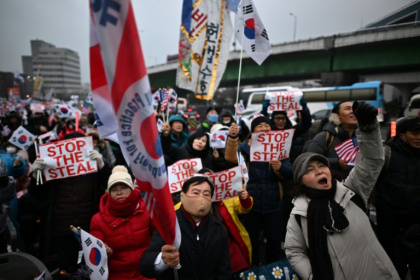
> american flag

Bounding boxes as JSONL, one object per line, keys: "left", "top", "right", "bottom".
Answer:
{"left": 334, "top": 137, "right": 359, "bottom": 164}
{"left": 160, "top": 88, "right": 169, "bottom": 112}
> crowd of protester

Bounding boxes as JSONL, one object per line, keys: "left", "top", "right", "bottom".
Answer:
{"left": 0, "top": 97, "right": 419, "bottom": 280}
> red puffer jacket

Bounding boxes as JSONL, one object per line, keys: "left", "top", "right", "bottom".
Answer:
{"left": 90, "top": 188, "right": 154, "bottom": 280}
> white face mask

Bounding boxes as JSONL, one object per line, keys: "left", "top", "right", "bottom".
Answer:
{"left": 6, "top": 147, "right": 17, "bottom": 154}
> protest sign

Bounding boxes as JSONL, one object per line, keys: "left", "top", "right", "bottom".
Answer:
{"left": 39, "top": 136, "right": 97, "bottom": 181}
{"left": 250, "top": 129, "right": 295, "bottom": 162}
{"left": 265, "top": 91, "right": 303, "bottom": 111}
{"left": 207, "top": 166, "right": 243, "bottom": 202}
{"left": 168, "top": 158, "right": 203, "bottom": 193}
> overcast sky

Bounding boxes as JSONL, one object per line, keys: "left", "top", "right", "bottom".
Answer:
{"left": 0, "top": 0, "right": 411, "bottom": 85}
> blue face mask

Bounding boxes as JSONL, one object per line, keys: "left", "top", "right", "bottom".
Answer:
{"left": 208, "top": 114, "right": 218, "bottom": 123}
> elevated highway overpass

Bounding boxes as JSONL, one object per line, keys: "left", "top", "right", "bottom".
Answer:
{"left": 148, "top": 22, "right": 420, "bottom": 108}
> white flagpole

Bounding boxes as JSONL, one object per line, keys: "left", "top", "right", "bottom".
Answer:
{"left": 234, "top": 20, "right": 245, "bottom": 121}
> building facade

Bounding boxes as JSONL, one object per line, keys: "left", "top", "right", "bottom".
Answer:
{"left": 22, "top": 40, "right": 83, "bottom": 99}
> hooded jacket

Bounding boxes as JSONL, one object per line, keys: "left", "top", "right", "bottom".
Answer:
{"left": 161, "top": 130, "right": 214, "bottom": 170}
{"left": 285, "top": 123, "right": 400, "bottom": 280}
{"left": 168, "top": 115, "right": 190, "bottom": 148}
{"left": 375, "top": 135, "right": 420, "bottom": 211}
{"left": 307, "top": 113, "right": 354, "bottom": 181}
{"left": 90, "top": 188, "right": 153, "bottom": 280}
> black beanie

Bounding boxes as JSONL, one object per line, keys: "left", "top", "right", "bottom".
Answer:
{"left": 251, "top": 114, "right": 271, "bottom": 132}
{"left": 397, "top": 116, "right": 420, "bottom": 133}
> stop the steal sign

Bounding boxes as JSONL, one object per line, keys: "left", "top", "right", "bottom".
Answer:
{"left": 39, "top": 136, "right": 97, "bottom": 181}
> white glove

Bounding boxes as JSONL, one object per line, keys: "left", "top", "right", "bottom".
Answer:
{"left": 32, "top": 158, "right": 46, "bottom": 179}
{"left": 89, "top": 150, "right": 104, "bottom": 170}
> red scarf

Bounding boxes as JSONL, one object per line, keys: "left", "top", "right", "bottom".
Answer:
{"left": 106, "top": 190, "right": 140, "bottom": 217}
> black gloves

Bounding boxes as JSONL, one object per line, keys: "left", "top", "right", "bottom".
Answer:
{"left": 352, "top": 101, "right": 378, "bottom": 131}
{"left": 300, "top": 97, "right": 307, "bottom": 110}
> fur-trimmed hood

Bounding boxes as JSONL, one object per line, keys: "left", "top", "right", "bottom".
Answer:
{"left": 329, "top": 113, "right": 341, "bottom": 126}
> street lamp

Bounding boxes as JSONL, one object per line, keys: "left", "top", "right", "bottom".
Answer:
{"left": 289, "top": 13, "right": 297, "bottom": 41}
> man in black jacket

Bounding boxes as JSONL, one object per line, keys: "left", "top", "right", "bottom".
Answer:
{"left": 374, "top": 114, "right": 420, "bottom": 280}
{"left": 140, "top": 176, "right": 232, "bottom": 279}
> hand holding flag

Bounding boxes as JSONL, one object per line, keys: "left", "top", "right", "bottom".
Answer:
{"left": 334, "top": 137, "right": 359, "bottom": 166}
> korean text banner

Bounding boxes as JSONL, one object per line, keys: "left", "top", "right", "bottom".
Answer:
{"left": 177, "top": 0, "right": 233, "bottom": 100}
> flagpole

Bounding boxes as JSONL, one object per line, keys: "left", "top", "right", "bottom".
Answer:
{"left": 234, "top": 24, "right": 245, "bottom": 121}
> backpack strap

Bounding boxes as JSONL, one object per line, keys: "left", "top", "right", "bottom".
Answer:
{"left": 350, "top": 192, "right": 367, "bottom": 213}
{"left": 295, "top": 215, "right": 302, "bottom": 229}
{"left": 325, "top": 131, "right": 335, "bottom": 149}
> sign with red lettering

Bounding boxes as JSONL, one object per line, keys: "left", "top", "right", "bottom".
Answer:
{"left": 266, "top": 91, "right": 303, "bottom": 111}
{"left": 168, "top": 158, "right": 203, "bottom": 193}
{"left": 250, "top": 129, "right": 295, "bottom": 162}
{"left": 206, "top": 166, "right": 243, "bottom": 202}
{"left": 39, "top": 137, "right": 97, "bottom": 181}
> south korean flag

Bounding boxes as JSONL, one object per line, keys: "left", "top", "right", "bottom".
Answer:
{"left": 81, "top": 229, "right": 108, "bottom": 280}
{"left": 9, "top": 126, "right": 36, "bottom": 150}
{"left": 54, "top": 103, "right": 74, "bottom": 119}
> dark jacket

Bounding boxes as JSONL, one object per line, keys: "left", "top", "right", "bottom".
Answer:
{"left": 375, "top": 136, "right": 420, "bottom": 213}
{"left": 90, "top": 189, "right": 153, "bottom": 280}
{"left": 140, "top": 207, "right": 232, "bottom": 280}
{"left": 236, "top": 138, "right": 292, "bottom": 214}
{"left": 270, "top": 108, "right": 312, "bottom": 163}
{"left": 29, "top": 165, "right": 110, "bottom": 255}
{"left": 307, "top": 120, "right": 353, "bottom": 181}
{"left": 168, "top": 115, "right": 191, "bottom": 148}
{"left": 225, "top": 134, "right": 292, "bottom": 214}
{"left": 0, "top": 177, "right": 16, "bottom": 233}
{"left": 161, "top": 131, "right": 214, "bottom": 170}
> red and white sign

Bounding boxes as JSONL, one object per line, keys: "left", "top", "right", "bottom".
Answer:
{"left": 250, "top": 129, "right": 295, "bottom": 162}
{"left": 168, "top": 158, "right": 203, "bottom": 193}
{"left": 39, "top": 136, "right": 97, "bottom": 181}
{"left": 266, "top": 91, "right": 303, "bottom": 111}
{"left": 207, "top": 166, "right": 243, "bottom": 202}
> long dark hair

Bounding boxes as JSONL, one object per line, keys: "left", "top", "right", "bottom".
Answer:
{"left": 187, "top": 130, "right": 210, "bottom": 154}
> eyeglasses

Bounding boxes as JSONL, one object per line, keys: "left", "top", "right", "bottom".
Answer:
{"left": 273, "top": 117, "right": 287, "bottom": 121}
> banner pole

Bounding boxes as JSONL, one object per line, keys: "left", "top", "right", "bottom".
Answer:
{"left": 234, "top": 24, "right": 245, "bottom": 121}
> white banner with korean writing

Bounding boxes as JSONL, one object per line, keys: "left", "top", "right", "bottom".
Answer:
{"left": 38, "top": 136, "right": 97, "bottom": 181}
{"left": 168, "top": 158, "right": 203, "bottom": 193}
{"left": 250, "top": 129, "right": 295, "bottom": 162}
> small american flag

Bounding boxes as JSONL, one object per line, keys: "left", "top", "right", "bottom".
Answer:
{"left": 334, "top": 137, "right": 359, "bottom": 164}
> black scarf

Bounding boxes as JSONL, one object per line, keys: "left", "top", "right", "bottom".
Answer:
{"left": 303, "top": 181, "right": 349, "bottom": 280}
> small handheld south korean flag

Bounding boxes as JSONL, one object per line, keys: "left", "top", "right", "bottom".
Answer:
{"left": 80, "top": 229, "right": 108, "bottom": 280}
{"left": 54, "top": 103, "right": 74, "bottom": 119}
{"left": 238, "top": 152, "right": 249, "bottom": 185}
{"left": 9, "top": 126, "right": 36, "bottom": 150}
{"left": 208, "top": 130, "right": 229, "bottom": 149}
